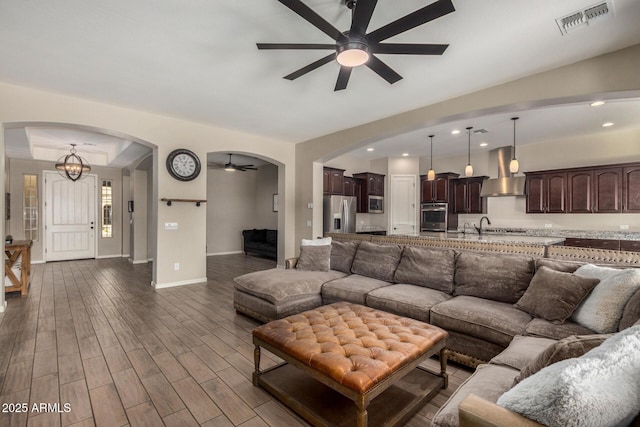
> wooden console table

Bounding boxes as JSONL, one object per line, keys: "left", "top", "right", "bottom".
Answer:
{"left": 5, "top": 240, "right": 33, "bottom": 295}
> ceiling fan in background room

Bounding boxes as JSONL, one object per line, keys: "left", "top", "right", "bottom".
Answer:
{"left": 208, "top": 154, "right": 258, "bottom": 172}
{"left": 257, "top": 0, "right": 455, "bottom": 91}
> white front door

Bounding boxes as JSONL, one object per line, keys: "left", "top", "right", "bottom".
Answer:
{"left": 390, "top": 175, "right": 417, "bottom": 235}
{"left": 44, "top": 171, "right": 97, "bottom": 261}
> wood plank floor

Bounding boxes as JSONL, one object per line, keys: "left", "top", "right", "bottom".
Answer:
{"left": 0, "top": 254, "right": 472, "bottom": 426}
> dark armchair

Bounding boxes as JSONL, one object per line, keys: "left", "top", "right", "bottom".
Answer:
{"left": 242, "top": 229, "right": 277, "bottom": 259}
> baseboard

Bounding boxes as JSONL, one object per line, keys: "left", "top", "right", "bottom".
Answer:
{"left": 130, "top": 259, "right": 149, "bottom": 265}
{"left": 96, "top": 254, "right": 123, "bottom": 259}
{"left": 30, "top": 260, "right": 45, "bottom": 265}
{"left": 0, "top": 301, "right": 6, "bottom": 313}
{"left": 122, "top": 254, "right": 130, "bottom": 258}
{"left": 152, "top": 277, "right": 207, "bottom": 289}
{"left": 207, "top": 251, "right": 244, "bottom": 256}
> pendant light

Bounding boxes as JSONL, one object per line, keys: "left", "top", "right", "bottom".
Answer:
{"left": 427, "top": 134, "right": 435, "bottom": 181}
{"left": 55, "top": 144, "right": 91, "bottom": 182}
{"left": 464, "top": 127, "right": 473, "bottom": 177}
{"left": 509, "top": 117, "right": 520, "bottom": 174}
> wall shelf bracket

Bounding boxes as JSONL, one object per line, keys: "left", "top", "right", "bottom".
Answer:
{"left": 160, "top": 198, "right": 206, "bottom": 207}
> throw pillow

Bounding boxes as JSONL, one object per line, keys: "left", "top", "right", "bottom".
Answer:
{"left": 497, "top": 325, "right": 640, "bottom": 427}
{"left": 571, "top": 264, "right": 640, "bottom": 333}
{"left": 513, "top": 334, "right": 611, "bottom": 385}
{"left": 330, "top": 240, "right": 359, "bottom": 274}
{"left": 296, "top": 245, "right": 331, "bottom": 272}
{"left": 515, "top": 266, "right": 599, "bottom": 324}
{"left": 620, "top": 289, "right": 640, "bottom": 330}
{"left": 393, "top": 246, "right": 456, "bottom": 293}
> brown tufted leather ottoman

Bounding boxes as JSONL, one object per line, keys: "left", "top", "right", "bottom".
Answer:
{"left": 252, "top": 302, "right": 449, "bottom": 427}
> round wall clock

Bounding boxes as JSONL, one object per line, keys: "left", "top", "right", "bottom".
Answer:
{"left": 166, "top": 149, "right": 201, "bottom": 181}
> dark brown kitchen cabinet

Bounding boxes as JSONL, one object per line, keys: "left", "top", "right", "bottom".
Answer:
{"left": 353, "top": 172, "right": 385, "bottom": 213}
{"left": 525, "top": 172, "right": 566, "bottom": 213}
{"left": 450, "top": 177, "right": 487, "bottom": 214}
{"left": 593, "top": 167, "right": 622, "bottom": 213}
{"left": 343, "top": 176, "right": 361, "bottom": 198}
{"left": 564, "top": 238, "right": 620, "bottom": 251}
{"left": 420, "top": 172, "right": 459, "bottom": 203}
{"left": 620, "top": 240, "right": 640, "bottom": 252}
{"left": 623, "top": 166, "right": 640, "bottom": 212}
{"left": 323, "top": 167, "right": 345, "bottom": 195}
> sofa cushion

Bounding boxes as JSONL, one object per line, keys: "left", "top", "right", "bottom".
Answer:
{"left": 620, "top": 289, "right": 640, "bottom": 330}
{"left": 393, "top": 246, "right": 456, "bottom": 293}
{"left": 366, "top": 284, "right": 451, "bottom": 323}
{"left": 571, "top": 264, "right": 640, "bottom": 333}
{"left": 454, "top": 252, "right": 535, "bottom": 304}
{"left": 525, "top": 317, "right": 595, "bottom": 340}
{"left": 330, "top": 240, "right": 360, "bottom": 274}
{"left": 515, "top": 266, "right": 599, "bottom": 324}
{"left": 350, "top": 241, "right": 403, "bottom": 282}
{"left": 430, "top": 296, "right": 531, "bottom": 347}
{"left": 296, "top": 245, "right": 331, "bottom": 272}
{"left": 489, "top": 335, "right": 556, "bottom": 371}
{"left": 234, "top": 268, "right": 347, "bottom": 304}
{"left": 498, "top": 326, "right": 640, "bottom": 427}
{"left": 514, "top": 334, "right": 611, "bottom": 385}
{"left": 321, "top": 274, "right": 391, "bottom": 305}
{"left": 432, "top": 364, "right": 519, "bottom": 427}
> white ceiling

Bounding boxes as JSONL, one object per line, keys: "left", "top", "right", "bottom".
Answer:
{"left": 1, "top": 0, "right": 640, "bottom": 163}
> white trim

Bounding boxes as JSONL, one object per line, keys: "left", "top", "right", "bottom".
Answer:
{"left": 30, "top": 260, "right": 46, "bottom": 265}
{"left": 96, "top": 254, "right": 123, "bottom": 259}
{"left": 131, "top": 259, "right": 148, "bottom": 265}
{"left": 207, "top": 251, "right": 244, "bottom": 257}
{"left": 0, "top": 301, "right": 6, "bottom": 313}
{"left": 151, "top": 277, "right": 207, "bottom": 289}
{"left": 121, "top": 254, "right": 130, "bottom": 258}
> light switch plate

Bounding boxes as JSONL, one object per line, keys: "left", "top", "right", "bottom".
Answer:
{"left": 620, "top": 224, "right": 629, "bottom": 230}
{"left": 165, "top": 222, "right": 178, "bottom": 230}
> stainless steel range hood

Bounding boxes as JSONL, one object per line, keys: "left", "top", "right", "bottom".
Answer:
{"left": 480, "top": 146, "right": 526, "bottom": 197}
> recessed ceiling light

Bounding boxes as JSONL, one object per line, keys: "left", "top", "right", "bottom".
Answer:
{"left": 402, "top": 153, "right": 409, "bottom": 157}
{"left": 366, "top": 148, "right": 374, "bottom": 152}
{"left": 451, "top": 129, "right": 460, "bottom": 135}
{"left": 602, "top": 122, "right": 614, "bottom": 127}
{"left": 479, "top": 142, "right": 488, "bottom": 147}
{"left": 591, "top": 101, "right": 605, "bottom": 107}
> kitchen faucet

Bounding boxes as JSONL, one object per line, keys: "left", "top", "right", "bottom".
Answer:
{"left": 474, "top": 216, "right": 491, "bottom": 235}
{"left": 462, "top": 222, "right": 472, "bottom": 235}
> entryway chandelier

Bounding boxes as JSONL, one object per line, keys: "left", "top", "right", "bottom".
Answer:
{"left": 55, "top": 144, "right": 91, "bottom": 182}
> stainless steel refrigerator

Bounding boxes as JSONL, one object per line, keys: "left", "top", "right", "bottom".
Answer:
{"left": 323, "top": 195, "right": 357, "bottom": 234}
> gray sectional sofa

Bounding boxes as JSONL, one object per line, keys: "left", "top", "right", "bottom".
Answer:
{"left": 233, "top": 237, "right": 640, "bottom": 426}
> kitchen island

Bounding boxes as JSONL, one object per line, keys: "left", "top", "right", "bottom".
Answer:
{"left": 419, "top": 231, "right": 564, "bottom": 246}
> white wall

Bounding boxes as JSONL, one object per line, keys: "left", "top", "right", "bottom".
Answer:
{"left": 206, "top": 164, "right": 278, "bottom": 255}
{"left": 0, "top": 81, "right": 296, "bottom": 290}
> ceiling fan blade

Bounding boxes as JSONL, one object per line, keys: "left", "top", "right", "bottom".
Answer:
{"left": 257, "top": 43, "right": 336, "bottom": 50}
{"left": 239, "top": 167, "right": 258, "bottom": 171}
{"left": 277, "top": 0, "right": 347, "bottom": 42}
{"left": 371, "top": 43, "right": 449, "bottom": 55}
{"left": 334, "top": 66, "right": 352, "bottom": 91}
{"left": 207, "top": 162, "right": 224, "bottom": 169}
{"left": 283, "top": 53, "right": 335, "bottom": 80}
{"left": 350, "top": 0, "right": 378, "bottom": 37}
{"left": 237, "top": 164, "right": 255, "bottom": 168}
{"left": 367, "top": 0, "right": 455, "bottom": 43}
{"left": 366, "top": 55, "right": 402, "bottom": 84}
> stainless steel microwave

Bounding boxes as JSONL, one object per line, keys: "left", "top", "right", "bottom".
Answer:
{"left": 368, "top": 196, "right": 384, "bottom": 214}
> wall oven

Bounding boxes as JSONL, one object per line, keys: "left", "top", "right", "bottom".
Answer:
{"left": 368, "top": 196, "right": 384, "bottom": 214}
{"left": 421, "top": 203, "right": 447, "bottom": 232}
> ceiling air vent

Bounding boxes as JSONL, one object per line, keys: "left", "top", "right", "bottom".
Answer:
{"left": 556, "top": 1, "right": 614, "bottom": 35}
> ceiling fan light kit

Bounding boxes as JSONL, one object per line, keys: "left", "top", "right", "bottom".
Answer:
{"left": 209, "top": 154, "right": 258, "bottom": 172}
{"left": 258, "top": 0, "right": 455, "bottom": 90}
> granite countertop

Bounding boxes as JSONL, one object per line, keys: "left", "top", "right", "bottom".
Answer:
{"left": 419, "top": 231, "right": 564, "bottom": 246}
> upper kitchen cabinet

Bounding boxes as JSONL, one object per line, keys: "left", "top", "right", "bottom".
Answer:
{"left": 567, "top": 168, "right": 622, "bottom": 213}
{"left": 450, "top": 176, "right": 488, "bottom": 214}
{"left": 353, "top": 173, "right": 385, "bottom": 196}
{"left": 323, "top": 167, "right": 345, "bottom": 195}
{"left": 525, "top": 172, "right": 567, "bottom": 213}
{"left": 420, "top": 172, "right": 459, "bottom": 203}
{"left": 343, "top": 176, "right": 361, "bottom": 198}
{"left": 623, "top": 165, "right": 640, "bottom": 212}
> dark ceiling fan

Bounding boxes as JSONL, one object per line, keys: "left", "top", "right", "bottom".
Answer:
{"left": 208, "top": 154, "right": 257, "bottom": 172}
{"left": 257, "top": 0, "right": 455, "bottom": 91}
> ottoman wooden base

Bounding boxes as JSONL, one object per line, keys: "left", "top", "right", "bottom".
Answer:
{"left": 252, "top": 302, "right": 448, "bottom": 427}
